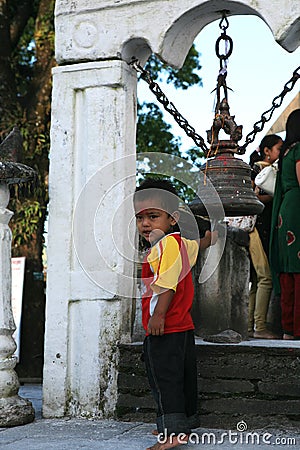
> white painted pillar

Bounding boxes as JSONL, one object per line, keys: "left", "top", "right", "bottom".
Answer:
{"left": 43, "top": 60, "right": 137, "bottom": 418}
{"left": 45, "top": 0, "right": 299, "bottom": 420}
{"left": 0, "top": 183, "right": 34, "bottom": 426}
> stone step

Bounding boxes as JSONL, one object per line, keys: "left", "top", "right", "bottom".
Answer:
{"left": 117, "top": 339, "right": 300, "bottom": 429}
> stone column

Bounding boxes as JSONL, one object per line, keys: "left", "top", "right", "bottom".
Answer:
{"left": 0, "top": 183, "right": 34, "bottom": 426}
{"left": 43, "top": 60, "right": 137, "bottom": 418}
{"left": 192, "top": 228, "right": 250, "bottom": 339}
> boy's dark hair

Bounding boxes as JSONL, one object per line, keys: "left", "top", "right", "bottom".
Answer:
{"left": 134, "top": 178, "right": 179, "bottom": 214}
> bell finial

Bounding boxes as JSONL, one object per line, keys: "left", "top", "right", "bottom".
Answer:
{"left": 207, "top": 97, "right": 243, "bottom": 152}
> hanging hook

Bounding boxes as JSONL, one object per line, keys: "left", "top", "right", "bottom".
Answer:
{"left": 219, "top": 10, "right": 230, "bottom": 31}
{"left": 212, "top": 11, "right": 233, "bottom": 111}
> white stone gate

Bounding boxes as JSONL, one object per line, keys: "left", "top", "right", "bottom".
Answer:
{"left": 43, "top": 0, "right": 300, "bottom": 418}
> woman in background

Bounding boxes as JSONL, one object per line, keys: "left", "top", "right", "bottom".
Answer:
{"left": 270, "top": 109, "right": 300, "bottom": 340}
{"left": 248, "top": 134, "right": 282, "bottom": 339}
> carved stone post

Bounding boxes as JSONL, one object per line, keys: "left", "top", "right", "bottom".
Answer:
{"left": 0, "top": 127, "right": 36, "bottom": 426}
{"left": 0, "top": 182, "right": 34, "bottom": 426}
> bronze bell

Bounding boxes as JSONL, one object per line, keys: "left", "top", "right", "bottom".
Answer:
{"left": 189, "top": 97, "right": 264, "bottom": 218}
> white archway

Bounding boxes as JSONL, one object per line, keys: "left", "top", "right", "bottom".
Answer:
{"left": 43, "top": 0, "right": 300, "bottom": 418}
{"left": 54, "top": 0, "right": 299, "bottom": 66}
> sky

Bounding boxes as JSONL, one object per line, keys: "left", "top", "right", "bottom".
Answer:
{"left": 137, "top": 14, "right": 300, "bottom": 164}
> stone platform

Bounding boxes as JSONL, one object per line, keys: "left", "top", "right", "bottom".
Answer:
{"left": 1, "top": 384, "right": 299, "bottom": 449}
{"left": 117, "top": 338, "right": 300, "bottom": 429}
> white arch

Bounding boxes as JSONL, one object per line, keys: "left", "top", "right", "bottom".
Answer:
{"left": 43, "top": 0, "right": 299, "bottom": 419}
{"left": 55, "top": 0, "right": 300, "bottom": 66}
{"left": 159, "top": 1, "right": 300, "bottom": 67}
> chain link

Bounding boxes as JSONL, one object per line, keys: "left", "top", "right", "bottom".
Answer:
{"left": 130, "top": 57, "right": 300, "bottom": 156}
{"left": 129, "top": 10, "right": 300, "bottom": 156}
{"left": 129, "top": 57, "right": 209, "bottom": 154}
{"left": 238, "top": 66, "right": 300, "bottom": 153}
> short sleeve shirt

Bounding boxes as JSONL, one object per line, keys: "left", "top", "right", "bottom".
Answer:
{"left": 141, "top": 232, "right": 199, "bottom": 334}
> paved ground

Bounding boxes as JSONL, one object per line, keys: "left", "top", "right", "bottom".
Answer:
{"left": 0, "top": 384, "right": 300, "bottom": 449}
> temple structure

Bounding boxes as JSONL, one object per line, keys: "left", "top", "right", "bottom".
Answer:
{"left": 43, "top": 0, "right": 300, "bottom": 418}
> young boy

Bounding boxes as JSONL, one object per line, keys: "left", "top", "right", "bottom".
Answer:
{"left": 134, "top": 178, "right": 218, "bottom": 450}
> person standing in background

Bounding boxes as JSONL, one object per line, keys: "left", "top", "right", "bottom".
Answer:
{"left": 248, "top": 135, "right": 283, "bottom": 339}
{"left": 251, "top": 135, "right": 283, "bottom": 256}
{"left": 270, "top": 109, "right": 300, "bottom": 340}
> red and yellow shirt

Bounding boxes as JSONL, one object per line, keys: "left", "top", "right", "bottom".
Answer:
{"left": 141, "top": 232, "right": 199, "bottom": 335}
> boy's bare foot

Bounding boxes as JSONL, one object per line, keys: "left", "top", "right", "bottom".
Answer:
{"left": 146, "top": 434, "right": 189, "bottom": 449}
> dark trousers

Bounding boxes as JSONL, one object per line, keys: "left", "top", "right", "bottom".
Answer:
{"left": 143, "top": 330, "right": 198, "bottom": 435}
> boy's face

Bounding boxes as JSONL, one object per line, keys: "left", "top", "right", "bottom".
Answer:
{"left": 134, "top": 198, "right": 177, "bottom": 244}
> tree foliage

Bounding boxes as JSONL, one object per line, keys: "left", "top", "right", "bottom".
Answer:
{"left": 137, "top": 45, "right": 205, "bottom": 199}
{"left": 0, "top": 0, "right": 55, "bottom": 258}
{"left": 137, "top": 102, "right": 182, "bottom": 156}
{"left": 137, "top": 46, "right": 204, "bottom": 159}
{"left": 0, "top": 3, "right": 204, "bottom": 375}
{"left": 0, "top": 0, "right": 55, "bottom": 378}
{"left": 144, "top": 45, "right": 203, "bottom": 90}
{"left": 1, "top": 3, "right": 203, "bottom": 251}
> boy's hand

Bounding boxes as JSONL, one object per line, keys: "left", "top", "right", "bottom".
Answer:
{"left": 200, "top": 229, "right": 218, "bottom": 250}
{"left": 210, "top": 230, "right": 219, "bottom": 246}
{"left": 147, "top": 312, "right": 165, "bottom": 335}
{"left": 147, "top": 289, "right": 174, "bottom": 335}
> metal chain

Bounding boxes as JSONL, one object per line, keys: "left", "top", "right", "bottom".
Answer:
{"left": 130, "top": 57, "right": 300, "bottom": 156}
{"left": 129, "top": 10, "right": 299, "bottom": 159}
{"left": 239, "top": 65, "right": 300, "bottom": 154}
{"left": 129, "top": 57, "right": 209, "bottom": 154}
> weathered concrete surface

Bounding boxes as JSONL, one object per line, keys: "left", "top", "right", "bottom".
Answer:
{"left": 0, "top": 385, "right": 299, "bottom": 450}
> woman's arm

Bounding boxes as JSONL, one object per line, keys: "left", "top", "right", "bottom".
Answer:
{"left": 254, "top": 186, "right": 273, "bottom": 204}
{"left": 296, "top": 160, "right": 300, "bottom": 185}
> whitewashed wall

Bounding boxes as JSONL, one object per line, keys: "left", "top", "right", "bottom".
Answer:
{"left": 43, "top": 0, "right": 300, "bottom": 418}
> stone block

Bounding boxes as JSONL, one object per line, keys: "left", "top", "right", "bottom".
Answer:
{"left": 118, "top": 373, "right": 150, "bottom": 394}
{"left": 258, "top": 381, "right": 300, "bottom": 397}
{"left": 200, "top": 398, "right": 300, "bottom": 415}
{"left": 198, "top": 413, "right": 295, "bottom": 430}
{"left": 117, "top": 393, "right": 155, "bottom": 409}
{"left": 199, "top": 378, "right": 254, "bottom": 394}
